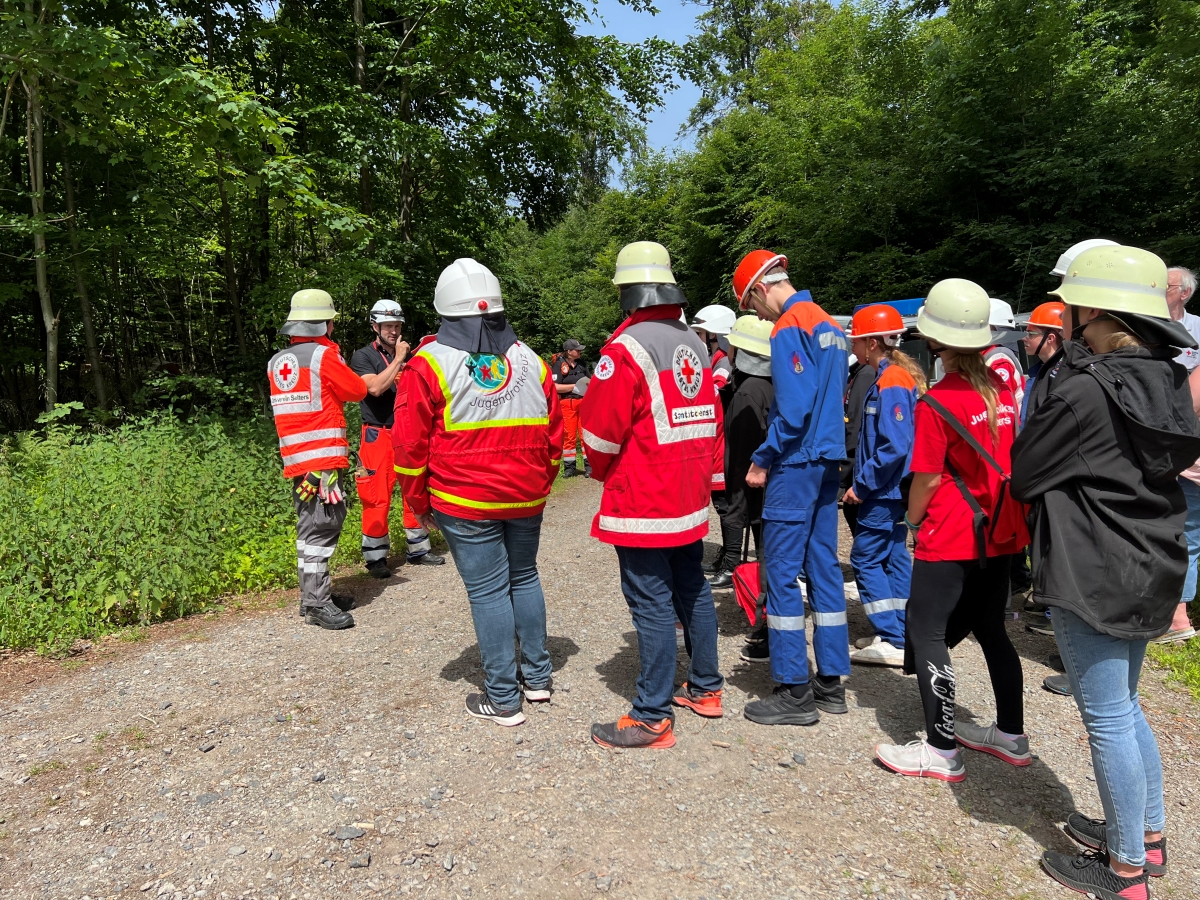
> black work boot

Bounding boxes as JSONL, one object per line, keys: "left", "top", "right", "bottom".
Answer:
{"left": 812, "top": 674, "right": 848, "bottom": 714}
{"left": 743, "top": 684, "right": 820, "bottom": 726}
{"left": 304, "top": 602, "right": 354, "bottom": 630}
{"left": 366, "top": 560, "right": 393, "bottom": 579}
{"left": 561, "top": 461, "right": 577, "bottom": 478}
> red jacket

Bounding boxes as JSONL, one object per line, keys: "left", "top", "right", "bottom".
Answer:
{"left": 393, "top": 338, "right": 563, "bottom": 520}
{"left": 580, "top": 306, "right": 718, "bottom": 547}
{"left": 712, "top": 384, "right": 726, "bottom": 490}
{"left": 268, "top": 337, "right": 367, "bottom": 478}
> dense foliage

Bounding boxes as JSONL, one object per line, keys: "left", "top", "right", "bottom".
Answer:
{"left": 505, "top": 0, "right": 1200, "bottom": 351}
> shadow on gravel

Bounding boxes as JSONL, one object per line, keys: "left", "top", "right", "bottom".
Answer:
{"left": 438, "top": 636, "right": 581, "bottom": 690}
{"left": 853, "top": 664, "right": 1078, "bottom": 852}
{"left": 333, "top": 568, "right": 407, "bottom": 610}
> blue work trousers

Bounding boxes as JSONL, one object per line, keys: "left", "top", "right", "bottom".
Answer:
{"left": 848, "top": 498, "right": 909, "bottom": 647}
{"left": 762, "top": 460, "right": 849, "bottom": 684}
{"left": 615, "top": 541, "right": 724, "bottom": 722}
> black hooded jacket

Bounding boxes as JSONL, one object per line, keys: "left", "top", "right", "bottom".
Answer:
{"left": 1011, "top": 340, "right": 1200, "bottom": 639}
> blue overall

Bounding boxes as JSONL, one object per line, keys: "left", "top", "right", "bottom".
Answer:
{"left": 752, "top": 293, "right": 850, "bottom": 685}
{"left": 847, "top": 359, "right": 918, "bottom": 648}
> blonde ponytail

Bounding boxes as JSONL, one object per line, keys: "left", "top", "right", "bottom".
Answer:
{"left": 945, "top": 350, "right": 999, "bottom": 443}
{"left": 884, "top": 347, "right": 928, "bottom": 396}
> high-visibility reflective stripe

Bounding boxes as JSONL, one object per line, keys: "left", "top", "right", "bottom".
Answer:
{"left": 295, "top": 539, "right": 306, "bottom": 552}
{"left": 281, "top": 445, "right": 349, "bottom": 466}
{"left": 862, "top": 597, "right": 908, "bottom": 616}
{"left": 551, "top": 458, "right": 562, "bottom": 467}
{"left": 429, "top": 488, "right": 548, "bottom": 511}
{"left": 302, "top": 561, "right": 328, "bottom": 574}
{"left": 614, "top": 334, "right": 716, "bottom": 444}
{"left": 597, "top": 507, "right": 708, "bottom": 535}
{"left": 563, "top": 450, "right": 577, "bottom": 462}
{"left": 421, "top": 350, "right": 550, "bottom": 432}
{"left": 812, "top": 610, "right": 848, "bottom": 627}
{"left": 405, "top": 529, "right": 432, "bottom": 555}
{"left": 361, "top": 534, "right": 389, "bottom": 548}
{"left": 1062, "top": 274, "right": 1165, "bottom": 297}
{"left": 394, "top": 463, "right": 427, "bottom": 477}
{"left": 279, "top": 427, "right": 346, "bottom": 448}
{"left": 767, "top": 614, "right": 805, "bottom": 631}
{"left": 304, "top": 543, "right": 336, "bottom": 559}
{"left": 583, "top": 428, "right": 622, "bottom": 455}
{"left": 363, "top": 547, "right": 389, "bottom": 562}
{"left": 711, "top": 473, "right": 725, "bottom": 485}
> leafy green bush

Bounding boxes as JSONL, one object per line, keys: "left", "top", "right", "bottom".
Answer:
{"left": 0, "top": 415, "right": 318, "bottom": 654}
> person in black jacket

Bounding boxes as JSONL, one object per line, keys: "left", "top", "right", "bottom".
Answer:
{"left": 841, "top": 358, "right": 876, "bottom": 536}
{"left": 1011, "top": 245, "right": 1200, "bottom": 900}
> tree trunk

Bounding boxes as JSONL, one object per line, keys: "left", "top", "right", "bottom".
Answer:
{"left": 353, "top": 0, "right": 375, "bottom": 288}
{"left": 216, "top": 152, "right": 247, "bottom": 356}
{"left": 63, "top": 155, "right": 107, "bottom": 408}
{"left": 25, "top": 64, "right": 58, "bottom": 413}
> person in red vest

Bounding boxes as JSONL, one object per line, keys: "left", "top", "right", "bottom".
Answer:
{"left": 393, "top": 259, "right": 563, "bottom": 727}
{"left": 581, "top": 241, "right": 725, "bottom": 750}
{"left": 267, "top": 290, "right": 368, "bottom": 630}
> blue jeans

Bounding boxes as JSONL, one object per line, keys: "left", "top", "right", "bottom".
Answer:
{"left": 848, "top": 498, "right": 909, "bottom": 647}
{"left": 614, "top": 541, "right": 723, "bottom": 722}
{"left": 434, "top": 512, "right": 551, "bottom": 710}
{"left": 1052, "top": 607, "right": 1164, "bottom": 867}
{"left": 1179, "top": 477, "right": 1200, "bottom": 602}
{"left": 763, "top": 460, "right": 849, "bottom": 684}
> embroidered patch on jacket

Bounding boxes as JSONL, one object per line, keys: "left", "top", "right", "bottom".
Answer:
{"left": 893, "top": 404, "right": 904, "bottom": 422}
{"left": 466, "top": 353, "right": 511, "bottom": 395}
{"left": 594, "top": 355, "right": 615, "bottom": 380}
{"left": 792, "top": 352, "right": 804, "bottom": 374}
{"left": 672, "top": 345, "right": 704, "bottom": 399}
{"left": 272, "top": 353, "right": 300, "bottom": 391}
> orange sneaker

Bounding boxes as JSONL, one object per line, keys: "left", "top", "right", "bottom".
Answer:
{"left": 672, "top": 682, "right": 724, "bottom": 718}
{"left": 591, "top": 715, "right": 676, "bottom": 749}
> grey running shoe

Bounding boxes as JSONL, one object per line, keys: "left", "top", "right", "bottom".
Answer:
{"left": 875, "top": 740, "right": 965, "bottom": 782}
{"left": 1043, "top": 674, "right": 1072, "bottom": 696}
{"left": 1065, "top": 814, "right": 1167, "bottom": 877}
{"left": 955, "top": 720, "right": 1031, "bottom": 766}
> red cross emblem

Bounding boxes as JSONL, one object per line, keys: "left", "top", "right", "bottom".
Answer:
{"left": 672, "top": 345, "right": 703, "bottom": 400}
{"left": 272, "top": 352, "right": 301, "bottom": 391}
{"left": 679, "top": 356, "right": 696, "bottom": 385}
{"left": 279, "top": 363, "right": 293, "bottom": 381}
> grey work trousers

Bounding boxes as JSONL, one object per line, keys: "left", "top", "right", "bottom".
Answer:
{"left": 293, "top": 477, "right": 347, "bottom": 610}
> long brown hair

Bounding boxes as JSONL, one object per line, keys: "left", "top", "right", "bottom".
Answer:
{"left": 944, "top": 349, "right": 999, "bottom": 443}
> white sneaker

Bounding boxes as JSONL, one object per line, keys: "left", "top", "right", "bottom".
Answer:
{"left": 675, "top": 622, "right": 685, "bottom": 647}
{"left": 851, "top": 639, "right": 904, "bottom": 667}
{"left": 875, "top": 740, "right": 965, "bottom": 782}
{"left": 954, "top": 720, "right": 1031, "bottom": 766}
{"left": 843, "top": 581, "right": 860, "bottom": 602}
{"left": 854, "top": 635, "right": 879, "bottom": 650}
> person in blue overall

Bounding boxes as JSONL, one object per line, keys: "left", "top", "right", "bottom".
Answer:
{"left": 734, "top": 249, "right": 850, "bottom": 725}
{"left": 841, "top": 305, "right": 924, "bottom": 667}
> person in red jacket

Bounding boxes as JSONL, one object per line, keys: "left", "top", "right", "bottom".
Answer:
{"left": 581, "top": 241, "right": 725, "bottom": 749}
{"left": 268, "top": 289, "right": 368, "bottom": 630}
{"left": 393, "top": 258, "right": 563, "bottom": 727}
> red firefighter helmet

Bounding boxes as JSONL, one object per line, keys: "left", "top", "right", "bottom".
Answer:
{"left": 733, "top": 250, "right": 788, "bottom": 310}
{"left": 1026, "top": 301, "right": 1065, "bottom": 331}
{"left": 849, "top": 304, "right": 905, "bottom": 339}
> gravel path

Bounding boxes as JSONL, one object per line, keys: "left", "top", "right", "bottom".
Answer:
{"left": 2, "top": 477, "right": 1198, "bottom": 900}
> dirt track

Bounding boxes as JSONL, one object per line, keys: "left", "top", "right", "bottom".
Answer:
{"left": 2, "top": 477, "right": 1198, "bottom": 900}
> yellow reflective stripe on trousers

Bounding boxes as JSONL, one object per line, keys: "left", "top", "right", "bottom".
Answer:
{"left": 394, "top": 464, "right": 428, "bottom": 477}
{"left": 429, "top": 488, "right": 547, "bottom": 511}
{"left": 421, "top": 350, "right": 550, "bottom": 432}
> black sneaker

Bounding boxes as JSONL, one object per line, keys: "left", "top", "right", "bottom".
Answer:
{"left": 331, "top": 592, "right": 355, "bottom": 612}
{"left": 739, "top": 641, "right": 769, "bottom": 664}
{"left": 304, "top": 602, "right": 354, "bottom": 630}
{"left": 408, "top": 552, "right": 446, "bottom": 566}
{"left": 1047, "top": 653, "right": 1066, "bottom": 673}
{"left": 1027, "top": 620, "right": 1055, "bottom": 637}
{"left": 1041, "top": 849, "right": 1149, "bottom": 900}
{"left": 708, "top": 570, "right": 733, "bottom": 590}
{"left": 1066, "top": 814, "right": 1167, "bottom": 877}
{"left": 812, "top": 674, "right": 847, "bottom": 714}
{"left": 366, "top": 560, "right": 393, "bottom": 579}
{"left": 703, "top": 557, "right": 721, "bottom": 575}
{"left": 1043, "top": 674, "right": 1072, "bottom": 696}
{"left": 465, "top": 692, "right": 525, "bottom": 727}
{"left": 743, "top": 685, "right": 820, "bottom": 726}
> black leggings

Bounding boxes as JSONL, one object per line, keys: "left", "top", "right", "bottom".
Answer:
{"left": 905, "top": 556, "right": 1024, "bottom": 751}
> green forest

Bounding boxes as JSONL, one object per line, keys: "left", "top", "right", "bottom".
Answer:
{"left": 3, "top": 0, "right": 1200, "bottom": 651}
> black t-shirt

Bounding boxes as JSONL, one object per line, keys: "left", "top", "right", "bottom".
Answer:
{"left": 551, "top": 356, "right": 589, "bottom": 393}
{"left": 350, "top": 341, "right": 396, "bottom": 428}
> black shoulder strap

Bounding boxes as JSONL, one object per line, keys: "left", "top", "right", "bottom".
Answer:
{"left": 919, "top": 393, "right": 1006, "bottom": 477}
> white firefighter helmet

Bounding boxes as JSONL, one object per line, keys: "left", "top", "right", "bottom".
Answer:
{"left": 370, "top": 299, "right": 404, "bottom": 324}
{"left": 280, "top": 289, "right": 337, "bottom": 336}
{"left": 1050, "top": 238, "right": 1119, "bottom": 278}
{"left": 989, "top": 297, "right": 1016, "bottom": 330}
{"left": 916, "top": 279, "right": 993, "bottom": 349}
{"left": 434, "top": 258, "right": 504, "bottom": 318}
{"left": 691, "top": 304, "right": 736, "bottom": 336}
